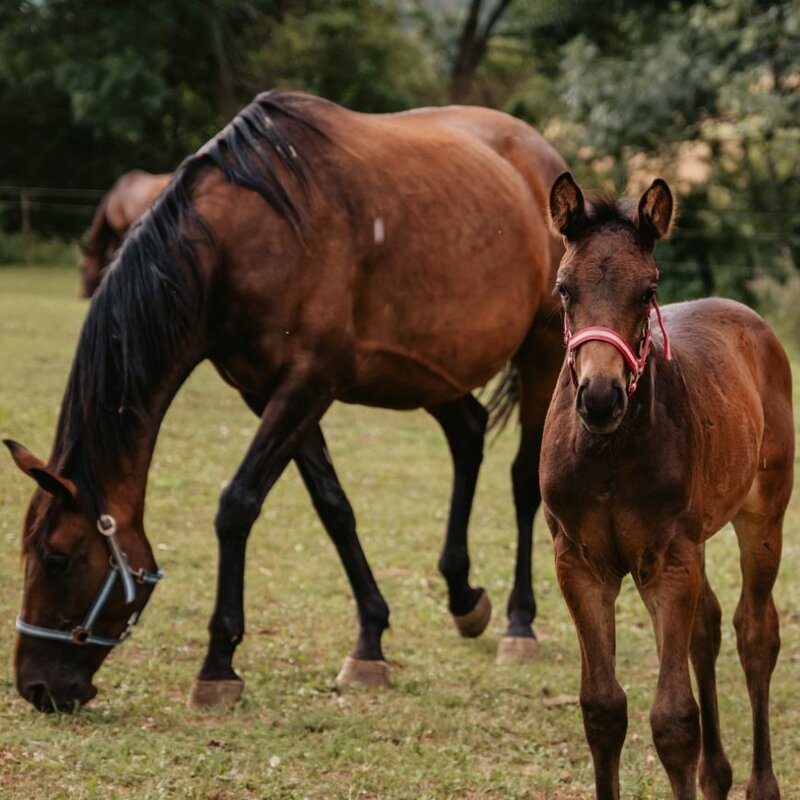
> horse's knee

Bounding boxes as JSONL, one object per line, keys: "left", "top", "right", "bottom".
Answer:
{"left": 734, "top": 600, "right": 781, "bottom": 674}
{"left": 650, "top": 695, "right": 700, "bottom": 768}
{"left": 215, "top": 481, "right": 261, "bottom": 540}
{"left": 581, "top": 685, "right": 628, "bottom": 748}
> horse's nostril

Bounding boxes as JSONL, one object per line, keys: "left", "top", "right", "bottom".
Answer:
{"left": 25, "top": 682, "right": 53, "bottom": 712}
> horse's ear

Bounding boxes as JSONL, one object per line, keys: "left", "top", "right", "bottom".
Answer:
{"left": 3, "top": 439, "right": 78, "bottom": 502}
{"left": 548, "top": 172, "right": 587, "bottom": 240}
{"left": 637, "top": 179, "right": 674, "bottom": 244}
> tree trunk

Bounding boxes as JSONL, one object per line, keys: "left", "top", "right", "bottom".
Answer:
{"left": 448, "top": 0, "right": 514, "bottom": 104}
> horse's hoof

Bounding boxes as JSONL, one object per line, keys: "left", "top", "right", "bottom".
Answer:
{"left": 452, "top": 588, "right": 492, "bottom": 638}
{"left": 186, "top": 678, "right": 244, "bottom": 710}
{"left": 496, "top": 635, "right": 539, "bottom": 665}
{"left": 336, "top": 656, "right": 390, "bottom": 689}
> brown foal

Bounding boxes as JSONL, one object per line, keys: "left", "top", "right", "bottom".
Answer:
{"left": 79, "top": 170, "right": 171, "bottom": 297}
{"left": 540, "top": 173, "right": 793, "bottom": 800}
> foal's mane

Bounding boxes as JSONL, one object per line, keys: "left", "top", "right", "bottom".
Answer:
{"left": 584, "top": 194, "right": 638, "bottom": 231}
{"left": 39, "top": 91, "right": 324, "bottom": 536}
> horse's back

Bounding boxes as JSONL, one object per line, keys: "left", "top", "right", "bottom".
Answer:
{"left": 106, "top": 170, "right": 172, "bottom": 232}
{"left": 206, "top": 93, "right": 565, "bottom": 406}
{"left": 665, "top": 297, "right": 794, "bottom": 525}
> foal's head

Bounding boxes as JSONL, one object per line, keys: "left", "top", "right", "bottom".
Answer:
{"left": 548, "top": 172, "right": 674, "bottom": 434}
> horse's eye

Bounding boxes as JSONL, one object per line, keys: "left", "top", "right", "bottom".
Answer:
{"left": 556, "top": 281, "right": 570, "bottom": 301}
{"left": 44, "top": 554, "right": 71, "bottom": 577}
{"left": 641, "top": 287, "right": 656, "bottom": 305}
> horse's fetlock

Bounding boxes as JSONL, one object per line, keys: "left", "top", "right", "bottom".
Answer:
{"left": 438, "top": 548, "right": 470, "bottom": 581}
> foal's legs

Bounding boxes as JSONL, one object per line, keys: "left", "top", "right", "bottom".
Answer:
{"left": 639, "top": 539, "right": 702, "bottom": 799}
{"left": 690, "top": 553, "right": 733, "bottom": 799}
{"left": 499, "top": 325, "right": 563, "bottom": 663}
{"left": 553, "top": 529, "right": 627, "bottom": 800}
{"left": 732, "top": 508, "right": 783, "bottom": 800}
{"left": 427, "top": 395, "right": 492, "bottom": 637}
{"left": 294, "top": 423, "right": 391, "bottom": 687}
{"left": 189, "top": 369, "right": 333, "bottom": 708}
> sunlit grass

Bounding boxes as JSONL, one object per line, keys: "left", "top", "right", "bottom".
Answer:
{"left": 0, "top": 265, "right": 798, "bottom": 798}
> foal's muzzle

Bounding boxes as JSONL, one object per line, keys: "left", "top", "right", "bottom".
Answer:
{"left": 576, "top": 376, "right": 626, "bottom": 433}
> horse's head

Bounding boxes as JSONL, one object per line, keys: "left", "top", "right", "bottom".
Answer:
{"left": 4, "top": 440, "right": 160, "bottom": 712}
{"left": 548, "top": 172, "right": 674, "bottom": 434}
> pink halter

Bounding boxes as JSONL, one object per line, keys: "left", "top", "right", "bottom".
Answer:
{"left": 563, "top": 297, "right": 672, "bottom": 396}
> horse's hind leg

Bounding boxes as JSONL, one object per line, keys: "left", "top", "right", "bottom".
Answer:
{"left": 732, "top": 505, "right": 785, "bottom": 800}
{"left": 188, "top": 370, "right": 333, "bottom": 709}
{"left": 498, "top": 324, "right": 563, "bottom": 664}
{"left": 294, "top": 424, "right": 390, "bottom": 688}
{"left": 427, "top": 395, "right": 492, "bottom": 638}
{"left": 690, "top": 552, "right": 733, "bottom": 799}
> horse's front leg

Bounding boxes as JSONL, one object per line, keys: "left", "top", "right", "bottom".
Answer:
{"left": 427, "top": 396, "right": 492, "bottom": 638}
{"left": 552, "top": 526, "right": 627, "bottom": 800}
{"left": 638, "top": 536, "right": 703, "bottom": 799}
{"left": 188, "top": 368, "right": 333, "bottom": 709}
{"left": 294, "top": 423, "right": 391, "bottom": 688}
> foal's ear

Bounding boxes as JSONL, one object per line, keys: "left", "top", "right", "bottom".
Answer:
{"left": 637, "top": 179, "right": 674, "bottom": 244}
{"left": 548, "top": 172, "right": 587, "bottom": 240}
{"left": 3, "top": 439, "right": 78, "bottom": 502}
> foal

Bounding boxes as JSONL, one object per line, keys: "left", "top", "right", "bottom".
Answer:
{"left": 540, "top": 173, "right": 793, "bottom": 799}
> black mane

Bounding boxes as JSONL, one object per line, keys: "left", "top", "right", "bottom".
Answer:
{"left": 46, "top": 91, "right": 323, "bottom": 525}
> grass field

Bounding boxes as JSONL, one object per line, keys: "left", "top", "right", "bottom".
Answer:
{"left": 0, "top": 264, "right": 798, "bottom": 799}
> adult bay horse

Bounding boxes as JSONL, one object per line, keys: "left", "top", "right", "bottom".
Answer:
{"left": 540, "top": 173, "right": 793, "bottom": 799}
{"left": 79, "top": 170, "right": 171, "bottom": 297}
{"left": 5, "top": 91, "right": 568, "bottom": 712}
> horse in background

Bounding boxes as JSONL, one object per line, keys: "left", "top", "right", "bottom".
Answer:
{"left": 541, "top": 172, "right": 793, "bottom": 799}
{"left": 7, "top": 91, "right": 568, "bottom": 712}
{"left": 79, "top": 170, "right": 171, "bottom": 297}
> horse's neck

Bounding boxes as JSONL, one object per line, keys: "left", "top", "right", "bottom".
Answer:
{"left": 98, "top": 362, "right": 198, "bottom": 522}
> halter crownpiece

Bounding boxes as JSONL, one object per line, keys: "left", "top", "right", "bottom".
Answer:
{"left": 15, "top": 514, "right": 163, "bottom": 648}
{"left": 563, "top": 295, "right": 672, "bottom": 396}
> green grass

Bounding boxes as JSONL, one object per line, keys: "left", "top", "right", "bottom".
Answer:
{"left": 0, "top": 264, "right": 798, "bottom": 799}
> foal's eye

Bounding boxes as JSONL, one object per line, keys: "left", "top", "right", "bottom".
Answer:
{"left": 641, "top": 287, "right": 656, "bottom": 305}
{"left": 555, "top": 281, "right": 570, "bottom": 301}
{"left": 44, "top": 554, "right": 71, "bottom": 577}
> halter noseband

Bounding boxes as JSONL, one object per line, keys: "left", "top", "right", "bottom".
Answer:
{"left": 564, "top": 296, "right": 672, "bottom": 395}
{"left": 16, "top": 514, "right": 163, "bottom": 648}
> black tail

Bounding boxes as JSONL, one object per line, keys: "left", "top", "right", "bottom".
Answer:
{"left": 484, "top": 362, "right": 519, "bottom": 434}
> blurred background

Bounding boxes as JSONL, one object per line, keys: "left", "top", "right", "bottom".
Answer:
{"left": 1, "top": 0, "right": 798, "bottom": 339}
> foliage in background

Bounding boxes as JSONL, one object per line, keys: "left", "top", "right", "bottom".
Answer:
{"left": 1, "top": 0, "right": 798, "bottom": 331}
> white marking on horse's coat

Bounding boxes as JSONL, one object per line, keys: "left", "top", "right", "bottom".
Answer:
{"left": 374, "top": 217, "right": 385, "bottom": 244}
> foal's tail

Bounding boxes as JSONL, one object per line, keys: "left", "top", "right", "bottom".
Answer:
{"left": 484, "top": 362, "right": 519, "bottom": 434}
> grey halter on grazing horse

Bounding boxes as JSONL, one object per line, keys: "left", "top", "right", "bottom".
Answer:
{"left": 15, "top": 513, "right": 162, "bottom": 648}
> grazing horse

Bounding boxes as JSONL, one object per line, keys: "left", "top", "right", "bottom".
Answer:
{"left": 5, "top": 91, "right": 568, "bottom": 712}
{"left": 540, "top": 173, "right": 793, "bottom": 799}
{"left": 79, "top": 170, "right": 171, "bottom": 297}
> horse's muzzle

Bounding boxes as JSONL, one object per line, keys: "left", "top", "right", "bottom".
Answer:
{"left": 21, "top": 678, "right": 98, "bottom": 713}
{"left": 576, "top": 377, "right": 627, "bottom": 433}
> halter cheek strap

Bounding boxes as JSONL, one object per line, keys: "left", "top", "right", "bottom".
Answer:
{"left": 564, "top": 297, "right": 672, "bottom": 396}
{"left": 15, "top": 514, "right": 163, "bottom": 648}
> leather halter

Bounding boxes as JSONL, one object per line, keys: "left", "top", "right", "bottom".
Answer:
{"left": 15, "top": 514, "right": 162, "bottom": 648}
{"left": 563, "top": 296, "right": 672, "bottom": 395}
